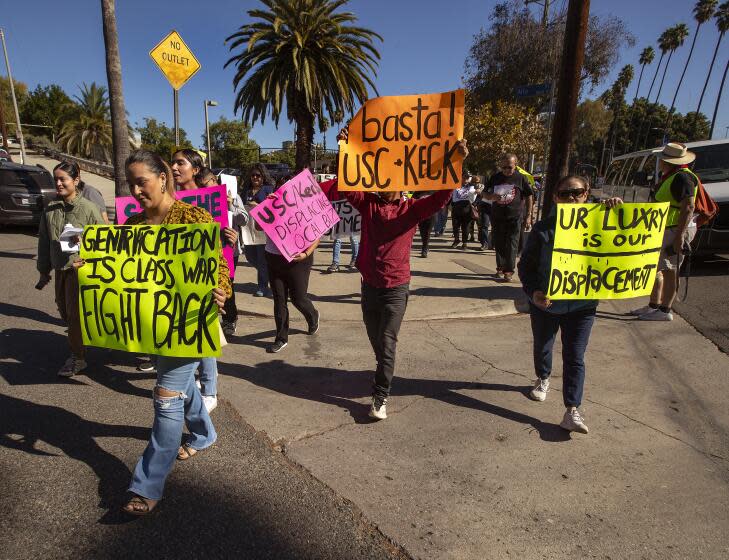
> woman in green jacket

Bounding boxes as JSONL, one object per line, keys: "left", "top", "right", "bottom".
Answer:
{"left": 36, "top": 161, "right": 103, "bottom": 377}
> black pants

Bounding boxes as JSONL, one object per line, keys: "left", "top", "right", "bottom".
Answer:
{"left": 492, "top": 218, "right": 521, "bottom": 272}
{"left": 222, "top": 255, "right": 239, "bottom": 320}
{"left": 265, "top": 252, "right": 318, "bottom": 343}
{"left": 361, "top": 283, "right": 409, "bottom": 399}
{"left": 418, "top": 216, "right": 434, "bottom": 252}
{"left": 451, "top": 206, "right": 473, "bottom": 244}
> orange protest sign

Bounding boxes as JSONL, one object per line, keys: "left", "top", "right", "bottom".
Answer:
{"left": 337, "top": 89, "right": 465, "bottom": 191}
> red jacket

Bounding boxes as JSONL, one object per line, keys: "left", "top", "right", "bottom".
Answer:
{"left": 322, "top": 180, "right": 453, "bottom": 288}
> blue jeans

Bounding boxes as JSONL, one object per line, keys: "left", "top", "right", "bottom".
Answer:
{"left": 434, "top": 206, "right": 449, "bottom": 235}
{"left": 198, "top": 357, "right": 218, "bottom": 397}
{"left": 479, "top": 206, "right": 492, "bottom": 248}
{"left": 529, "top": 304, "right": 595, "bottom": 408}
{"left": 243, "top": 244, "right": 269, "bottom": 292}
{"left": 129, "top": 356, "right": 217, "bottom": 500}
{"left": 332, "top": 236, "right": 359, "bottom": 265}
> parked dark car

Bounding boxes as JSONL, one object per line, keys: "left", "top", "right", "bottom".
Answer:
{"left": 0, "top": 161, "right": 56, "bottom": 226}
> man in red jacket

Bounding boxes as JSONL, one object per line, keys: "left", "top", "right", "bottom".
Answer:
{"left": 323, "top": 131, "right": 469, "bottom": 420}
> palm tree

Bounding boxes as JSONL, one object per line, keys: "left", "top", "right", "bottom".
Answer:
{"left": 633, "top": 47, "right": 655, "bottom": 104}
{"left": 698, "top": 1, "right": 729, "bottom": 136}
{"left": 58, "top": 83, "right": 113, "bottom": 162}
{"left": 606, "top": 65, "right": 634, "bottom": 162}
{"left": 225, "top": 0, "right": 382, "bottom": 171}
{"left": 100, "top": 0, "right": 131, "bottom": 197}
{"left": 667, "top": 0, "right": 717, "bottom": 124}
{"left": 654, "top": 24, "right": 690, "bottom": 105}
{"left": 631, "top": 31, "right": 671, "bottom": 150}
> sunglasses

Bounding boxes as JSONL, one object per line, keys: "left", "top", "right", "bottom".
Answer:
{"left": 250, "top": 173, "right": 262, "bottom": 179}
{"left": 500, "top": 165, "right": 515, "bottom": 170}
{"left": 556, "top": 188, "right": 587, "bottom": 199}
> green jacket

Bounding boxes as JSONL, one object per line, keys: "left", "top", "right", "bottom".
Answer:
{"left": 37, "top": 195, "right": 103, "bottom": 274}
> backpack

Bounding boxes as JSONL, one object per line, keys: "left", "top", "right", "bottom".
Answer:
{"left": 693, "top": 174, "right": 718, "bottom": 228}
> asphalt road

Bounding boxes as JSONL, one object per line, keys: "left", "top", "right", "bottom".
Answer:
{"left": 0, "top": 226, "right": 409, "bottom": 560}
{"left": 674, "top": 253, "right": 729, "bottom": 354}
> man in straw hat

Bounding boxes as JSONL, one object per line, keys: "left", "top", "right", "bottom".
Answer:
{"left": 631, "top": 142, "right": 699, "bottom": 321}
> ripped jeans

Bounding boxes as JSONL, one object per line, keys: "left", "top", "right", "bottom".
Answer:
{"left": 129, "top": 356, "right": 217, "bottom": 500}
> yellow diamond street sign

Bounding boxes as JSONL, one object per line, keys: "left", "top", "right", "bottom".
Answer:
{"left": 149, "top": 30, "right": 201, "bottom": 90}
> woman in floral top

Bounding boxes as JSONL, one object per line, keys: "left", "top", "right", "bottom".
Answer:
{"left": 119, "top": 150, "right": 231, "bottom": 516}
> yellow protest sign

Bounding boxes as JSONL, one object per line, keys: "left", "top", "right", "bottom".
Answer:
{"left": 78, "top": 224, "right": 221, "bottom": 357}
{"left": 149, "top": 30, "right": 201, "bottom": 90}
{"left": 338, "top": 89, "right": 465, "bottom": 191}
{"left": 548, "top": 202, "right": 670, "bottom": 300}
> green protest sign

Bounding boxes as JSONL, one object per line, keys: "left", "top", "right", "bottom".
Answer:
{"left": 78, "top": 224, "right": 221, "bottom": 357}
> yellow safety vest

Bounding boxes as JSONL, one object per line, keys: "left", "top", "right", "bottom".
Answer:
{"left": 654, "top": 168, "right": 699, "bottom": 228}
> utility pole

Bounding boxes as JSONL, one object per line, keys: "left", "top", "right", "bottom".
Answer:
{"left": 543, "top": 0, "right": 590, "bottom": 217}
{"left": 204, "top": 99, "right": 217, "bottom": 167}
{"left": 0, "top": 29, "right": 26, "bottom": 164}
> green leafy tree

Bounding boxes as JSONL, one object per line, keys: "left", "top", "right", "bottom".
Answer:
{"left": 205, "top": 116, "right": 260, "bottom": 168}
{"left": 58, "top": 82, "right": 113, "bottom": 162}
{"left": 225, "top": 0, "right": 382, "bottom": 171}
{"left": 137, "top": 117, "right": 192, "bottom": 160}
{"left": 0, "top": 76, "right": 29, "bottom": 143}
{"left": 573, "top": 99, "right": 613, "bottom": 169}
{"left": 464, "top": 95, "right": 545, "bottom": 174}
{"left": 464, "top": 0, "right": 635, "bottom": 106}
{"left": 19, "top": 84, "right": 75, "bottom": 141}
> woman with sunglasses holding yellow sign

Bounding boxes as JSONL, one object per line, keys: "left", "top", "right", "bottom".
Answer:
{"left": 518, "top": 176, "right": 622, "bottom": 435}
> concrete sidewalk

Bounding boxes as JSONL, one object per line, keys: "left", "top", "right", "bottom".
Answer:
{"left": 220, "top": 238, "right": 729, "bottom": 559}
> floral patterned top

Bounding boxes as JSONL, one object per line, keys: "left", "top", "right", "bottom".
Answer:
{"left": 126, "top": 200, "right": 232, "bottom": 298}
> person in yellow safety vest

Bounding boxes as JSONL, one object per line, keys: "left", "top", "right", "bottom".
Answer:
{"left": 516, "top": 165, "right": 536, "bottom": 189}
{"left": 631, "top": 143, "right": 699, "bottom": 322}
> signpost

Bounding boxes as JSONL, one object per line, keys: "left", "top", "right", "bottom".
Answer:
{"left": 515, "top": 82, "right": 551, "bottom": 98}
{"left": 149, "top": 30, "right": 201, "bottom": 145}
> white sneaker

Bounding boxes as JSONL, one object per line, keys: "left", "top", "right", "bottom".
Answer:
{"left": 368, "top": 396, "right": 387, "bottom": 420}
{"left": 530, "top": 378, "right": 550, "bottom": 401}
{"left": 630, "top": 305, "right": 655, "bottom": 316}
{"left": 639, "top": 309, "right": 673, "bottom": 321}
{"left": 57, "top": 356, "right": 87, "bottom": 377}
{"left": 202, "top": 395, "right": 218, "bottom": 413}
{"left": 560, "top": 408, "right": 589, "bottom": 434}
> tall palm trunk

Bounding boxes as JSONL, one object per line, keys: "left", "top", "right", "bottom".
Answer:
{"left": 667, "top": 23, "right": 702, "bottom": 128}
{"left": 632, "top": 54, "right": 665, "bottom": 151}
{"left": 695, "top": 31, "right": 725, "bottom": 136}
{"left": 654, "top": 50, "right": 674, "bottom": 104}
{"left": 709, "top": 55, "right": 729, "bottom": 138}
{"left": 633, "top": 64, "right": 646, "bottom": 104}
{"left": 293, "top": 98, "right": 314, "bottom": 172}
{"left": 100, "top": 0, "right": 130, "bottom": 197}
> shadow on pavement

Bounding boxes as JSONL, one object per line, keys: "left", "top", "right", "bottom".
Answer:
{"left": 0, "top": 393, "right": 147, "bottom": 509}
{"left": 0, "top": 301, "right": 65, "bottom": 326}
{"left": 219, "top": 359, "right": 569, "bottom": 442}
{"left": 0, "top": 328, "right": 152, "bottom": 398}
{"left": 410, "top": 284, "right": 523, "bottom": 300}
{"left": 0, "top": 250, "right": 36, "bottom": 260}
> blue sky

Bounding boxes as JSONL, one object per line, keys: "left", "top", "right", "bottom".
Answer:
{"left": 2, "top": 0, "right": 728, "bottom": 152}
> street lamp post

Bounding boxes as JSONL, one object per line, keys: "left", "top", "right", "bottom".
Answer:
{"left": 204, "top": 99, "right": 218, "bottom": 168}
{"left": 0, "top": 29, "right": 26, "bottom": 164}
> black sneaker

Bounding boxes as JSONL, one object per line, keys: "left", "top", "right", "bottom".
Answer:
{"left": 267, "top": 340, "right": 288, "bottom": 353}
{"left": 450, "top": 241, "right": 459, "bottom": 248}
{"left": 326, "top": 264, "right": 339, "bottom": 273}
{"left": 420, "top": 249, "right": 428, "bottom": 258}
{"left": 221, "top": 319, "right": 237, "bottom": 337}
{"left": 308, "top": 310, "right": 320, "bottom": 335}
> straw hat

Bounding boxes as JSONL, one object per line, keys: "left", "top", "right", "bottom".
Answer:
{"left": 658, "top": 142, "right": 696, "bottom": 165}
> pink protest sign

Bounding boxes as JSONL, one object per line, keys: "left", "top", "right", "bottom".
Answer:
{"left": 249, "top": 169, "right": 340, "bottom": 262}
{"left": 115, "top": 185, "right": 236, "bottom": 277}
